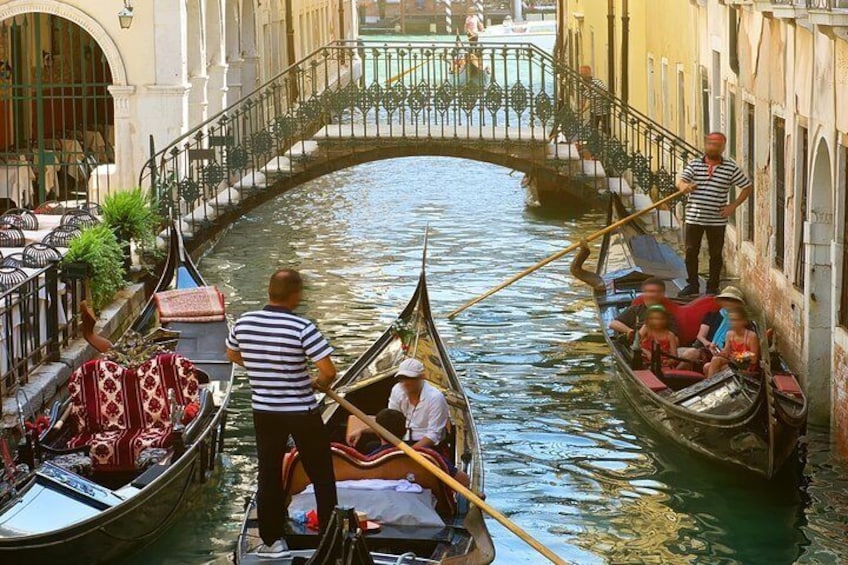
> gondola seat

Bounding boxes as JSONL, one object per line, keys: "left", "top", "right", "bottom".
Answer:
{"left": 66, "top": 353, "right": 200, "bottom": 472}
{"left": 283, "top": 443, "right": 457, "bottom": 517}
{"left": 631, "top": 295, "right": 719, "bottom": 345}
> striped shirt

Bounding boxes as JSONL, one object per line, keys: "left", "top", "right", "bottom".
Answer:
{"left": 226, "top": 305, "right": 333, "bottom": 413}
{"left": 583, "top": 78, "right": 611, "bottom": 116}
{"left": 680, "top": 156, "right": 751, "bottom": 226}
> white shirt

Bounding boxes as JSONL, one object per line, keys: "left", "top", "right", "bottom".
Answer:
{"left": 388, "top": 381, "right": 449, "bottom": 445}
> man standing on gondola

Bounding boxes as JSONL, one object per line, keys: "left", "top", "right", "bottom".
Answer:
{"left": 226, "top": 269, "right": 338, "bottom": 559}
{"left": 677, "top": 132, "right": 753, "bottom": 296}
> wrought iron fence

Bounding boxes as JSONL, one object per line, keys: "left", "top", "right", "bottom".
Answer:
{"left": 0, "top": 13, "right": 115, "bottom": 212}
{"left": 141, "top": 40, "right": 703, "bottom": 231}
{"left": 0, "top": 261, "right": 84, "bottom": 397}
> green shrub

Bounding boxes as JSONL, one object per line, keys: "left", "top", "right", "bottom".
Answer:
{"left": 62, "top": 224, "right": 125, "bottom": 311}
{"left": 101, "top": 188, "right": 159, "bottom": 256}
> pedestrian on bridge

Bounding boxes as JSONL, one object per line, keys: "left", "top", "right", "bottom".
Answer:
{"left": 579, "top": 66, "right": 611, "bottom": 135}
{"left": 677, "top": 132, "right": 754, "bottom": 296}
{"left": 226, "top": 268, "right": 338, "bottom": 559}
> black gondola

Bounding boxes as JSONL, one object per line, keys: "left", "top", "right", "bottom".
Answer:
{"left": 0, "top": 223, "right": 234, "bottom": 562}
{"left": 235, "top": 242, "right": 494, "bottom": 564}
{"left": 576, "top": 195, "right": 807, "bottom": 479}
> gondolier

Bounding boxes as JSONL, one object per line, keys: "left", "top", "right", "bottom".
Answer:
{"left": 677, "top": 132, "right": 753, "bottom": 296}
{"left": 226, "top": 268, "right": 338, "bottom": 559}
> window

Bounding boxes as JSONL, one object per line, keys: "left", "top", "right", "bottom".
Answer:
{"left": 773, "top": 117, "right": 787, "bottom": 270}
{"left": 729, "top": 8, "right": 740, "bottom": 75}
{"left": 701, "top": 66, "right": 710, "bottom": 137}
{"left": 795, "top": 126, "right": 809, "bottom": 288}
{"left": 728, "top": 92, "right": 737, "bottom": 225}
{"left": 744, "top": 103, "right": 755, "bottom": 241}
{"left": 840, "top": 146, "right": 848, "bottom": 327}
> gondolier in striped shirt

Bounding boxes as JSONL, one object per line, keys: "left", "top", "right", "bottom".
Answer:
{"left": 226, "top": 269, "right": 338, "bottom": 559}
{"left": 579, "top": 66, "right": 611, "bottom": 134}
{"left": 677, "top": 132, "right": 753, "bottom": 296}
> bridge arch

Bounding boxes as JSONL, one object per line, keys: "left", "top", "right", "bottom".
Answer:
{"left": 180, "top": 145, "right": 588, "bottom": 249}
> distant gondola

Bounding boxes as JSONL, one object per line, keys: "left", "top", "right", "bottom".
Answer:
{"left": 0, "top": 223, "right": 234, "bottom": 562}
{"left": 577, "top": 195, "right": 807, "bottom": 479}
{"left": 235, "top": 242, "right": 495, "bottom": 564}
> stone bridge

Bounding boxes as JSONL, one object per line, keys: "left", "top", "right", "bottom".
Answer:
{"left": 140, "top": 40, "right": 698, "bottom": 245}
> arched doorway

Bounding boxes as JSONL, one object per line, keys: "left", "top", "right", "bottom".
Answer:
{"left": 0, "top": 11, "right": 114, "bottom": 208}
{"left": 804, "top": 137, "right": 835, "bottom": 424}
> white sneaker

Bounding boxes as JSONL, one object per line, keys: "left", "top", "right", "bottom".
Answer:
{"left": 253, "top": 539, "right": 291, "bottom": 559}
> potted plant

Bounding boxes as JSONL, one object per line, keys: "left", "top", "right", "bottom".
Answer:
{"left": 61, "top": 224, "right": 125, "bottom": 312}
{"left": 101, "top": 188, "right": 159, "bottom": 270}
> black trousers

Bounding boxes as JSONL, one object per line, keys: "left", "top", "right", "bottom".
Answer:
{"left": 684, "top": 223, "right": 726, "bottom": 289}
{"left": 253, "top": 409, "right": 337, "bottom": 545}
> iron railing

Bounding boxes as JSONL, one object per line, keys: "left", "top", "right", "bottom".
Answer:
{"left": 141, "top": 40, "right": 702, "bottom": 230}
{"left": 0, "top": 261, "right": 84, "bottom": 397}
{"left": 0, "top": 13, "right": 114, "bottom": 212}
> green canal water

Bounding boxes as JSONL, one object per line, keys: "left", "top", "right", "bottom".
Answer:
{"left": 132, "top": 157, "right": 848, "bottom": 564}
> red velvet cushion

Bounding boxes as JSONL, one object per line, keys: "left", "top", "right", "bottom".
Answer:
{"left": 633, "top": 369, "right": 669, "bottom": 392}
{"left": 773, "top": 374, "right": 803, "bottom": 396}
{"left": 632, "top": 295, "right": 719, "bottom": 345}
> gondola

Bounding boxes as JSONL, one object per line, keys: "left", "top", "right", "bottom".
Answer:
{"left": 574, "top": 195, "right": 807, "bottom": 479}
{"left": 0, "top": 223, "right": 234, "bottom": 562}
{"left": 235, "top": 243, "right": 495, "bottom": 564}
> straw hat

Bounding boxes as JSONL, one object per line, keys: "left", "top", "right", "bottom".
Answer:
{"left": 715, "top": 286, "right": 745, "bottom": 304}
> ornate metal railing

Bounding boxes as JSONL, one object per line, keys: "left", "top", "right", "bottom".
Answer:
{"left": 141, "top": 40, "right": 702, "bottom": 230}
{"left": 0, "top": 262, "right": 84, "bottom": 397}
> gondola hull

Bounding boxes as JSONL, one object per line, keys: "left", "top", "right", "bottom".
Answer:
{"left": 588, "top": 196, "right": 806, "bottom": 479}
{"left": 0, "top": 425, "right": 221, "bottom": 562}
{"left": 0, "top": 223, "right": 234, "bottom": 562}
{"left": 234, "top": 244, "right": 493, "bottom": 564}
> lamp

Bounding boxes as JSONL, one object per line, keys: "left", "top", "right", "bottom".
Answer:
{"left": 118, "top": 0, "right": 134, "bottom": 30}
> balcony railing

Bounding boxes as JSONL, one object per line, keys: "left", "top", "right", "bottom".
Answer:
{"left": 0, "top": 262, "right": 84, "bottom": 398}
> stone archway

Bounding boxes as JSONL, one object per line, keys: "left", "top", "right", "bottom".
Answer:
{"left": 0, "top": 7, "right": 123, "bottom": 205}
{"left": 804, "top": 137, "right": 835, "bottom": 424}
{"left": 0, "top": 0, "right": 127, "bottom": 86}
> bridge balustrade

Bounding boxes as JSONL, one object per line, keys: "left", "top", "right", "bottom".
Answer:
{"left": 140, "top": 40, "right": 701, "bottom": 233}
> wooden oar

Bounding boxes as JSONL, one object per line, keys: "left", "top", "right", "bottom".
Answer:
{"left": 385, "top": 60, "right": 427, "bottom": 86}
{"left": 447, "top": 189, "right": 688, "bottom": 319}
{"left": 324, "top": 388, "right": 568, "bottom": 565}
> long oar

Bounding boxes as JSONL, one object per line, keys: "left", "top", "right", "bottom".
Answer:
{"left": 323, "top": 388, "right": 567, "bottom": 565}
{"left": 447, "top": 189, "right": 688, "bottom": 319}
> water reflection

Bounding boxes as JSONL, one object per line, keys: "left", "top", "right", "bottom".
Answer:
{"left": 132, "top": 157, "right": 848, "bottom": 565}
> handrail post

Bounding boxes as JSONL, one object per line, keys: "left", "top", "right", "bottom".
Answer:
{"left": 45, "top": 261, "right": 60, "bottom": 362}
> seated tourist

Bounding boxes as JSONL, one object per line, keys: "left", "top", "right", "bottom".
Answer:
{"left": 705, "top": 306, "right": 760, "bottom": 377}
{"left": 638, "top": 305, "right": 679, "bottom": 369}
{"left": 369, "top": 408, "right": 470, "bottom": 488}
{"left": 693, "top": 286, "right": 746, "bottom": 357}
{"left": 346, "top": 358, "right": 449, "bottom": 451}
{"left": 609, "top": 277, "right": 678, "bottom": 338}
{"left": 609, "top": 278, "right": 698, "bottom": 368}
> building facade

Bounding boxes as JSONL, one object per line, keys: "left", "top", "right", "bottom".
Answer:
{"left": 0, "top": 0, "right": 356, "bottom": 207}
{"left": 562, "top": 0, "right": 848, "bottom": 447}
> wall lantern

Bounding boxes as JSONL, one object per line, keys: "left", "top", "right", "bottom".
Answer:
{"left": 118, "top": 0, "right": 134, "bottom": 30}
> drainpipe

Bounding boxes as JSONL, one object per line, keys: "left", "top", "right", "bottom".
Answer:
{"left": 621, "top": 0, "right": 630, "bottom": 103}
{"left": 607, "top": 0, "right": 616, "bottom": 96}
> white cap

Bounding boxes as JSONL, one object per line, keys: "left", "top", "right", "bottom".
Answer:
{"left": 396, "top": 358, "right": 425, "bottom": 379}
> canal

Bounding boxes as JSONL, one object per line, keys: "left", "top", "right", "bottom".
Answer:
{"left": 134, "top": 156, "right": 848, "bottom": 564}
